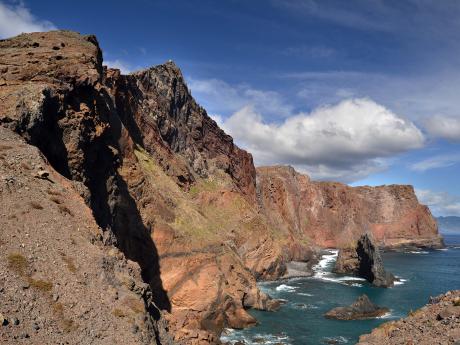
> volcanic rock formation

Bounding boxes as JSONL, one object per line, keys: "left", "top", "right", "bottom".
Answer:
{"left": 334, "top": 234, "right": 395, "bottom": 287}
{"left": 324, "top": 295, "right": 389, "bottom": 320}
{"left": 358, "top": 291, "right": 460, "bottom": 344}
{"left": 0, "top": 30, "right": 444, "bottom": 344}
{"left": 256, "top": 166, "right": 443, "bottom": 250}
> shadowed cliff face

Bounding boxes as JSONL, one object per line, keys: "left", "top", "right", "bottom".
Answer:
{"left": 0, "top": 30, "right": 276, "bottom": 345}
{"left": 256, "top": 166, "right": 443, "bottom": 249}
{"left": 0, "top": 30, "right": 443, "bottom": 345}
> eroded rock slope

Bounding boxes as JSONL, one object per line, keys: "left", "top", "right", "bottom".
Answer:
{"left": 0, "top": 30, "right": 444, "bottom": 345}
{"left": 358, "top": 291, "right": 460, "bottom": 344}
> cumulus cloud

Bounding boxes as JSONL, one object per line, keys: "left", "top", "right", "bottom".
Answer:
{"left": 218, "top": 98, "right": 424, "bottom": 182}
{"left": 422, "top": 115, "right": 460, "bottom": 141}
{"left": 188, "top": 78, "right": 293, "bottom": 119}
{"left": 410, "top": 154, "right": 460, "bottom": 172}
{"left": 0, "top": 1, "right": 55, "bottom": 39}
{"left": 104, "top": 59, "right": 132, "bottom": 74}
{"left": 416, "top": 189, "right": 460, "bottom": 216}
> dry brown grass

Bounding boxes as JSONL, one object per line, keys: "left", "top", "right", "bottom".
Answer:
{"left": 112, "top": 308, "right": 127, "bottom": 318}
{"left": 8, "top": 253, "right": 53, "bottom": 292}
{"left": 53, "top": 302, "right": 64, "bottom": 315}
{"left": 58, "top": 204, "right": 73, "bottom": 216}
{"left": 62, "top": 319, "right": 77, "bottom": 332}
{"left": 46, "top": 189, "right": 62, "bottom": 196}
{"left": 28, "top": 278, "right": 53, "bottom": 292}
{"left": 7, "top": 253, "right": 29, "bottom": 276}
{"left": 50, "top": 196, "right": 62, "bottom": 204}
{"left": 0, "top": 144, "right": 12, "bottom": 151}
{"left": 29, "top": 201, "right": 43, "bottom": 210}
{"left": 61, "top": 256, "right": 77, "bottom": 273}
{"left": 453, "top": 298, "right": 460, "bottom": 307}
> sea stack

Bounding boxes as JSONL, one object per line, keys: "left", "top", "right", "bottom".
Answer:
{"left": 334, "top": 233, "right": 395, "bottom": 287}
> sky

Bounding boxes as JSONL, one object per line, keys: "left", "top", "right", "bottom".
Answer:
{"left": 1, "top": 0, "right": 460, "bottom": 216}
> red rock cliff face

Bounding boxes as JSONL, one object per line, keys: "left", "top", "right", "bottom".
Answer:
{"left": 0, "top": 30, "right": 275, "bottom": 345}
{"left": 0, "top": 30, "right": 443, "bottom": 345}
{"left": 257, "top": 166, "right": 443, "bottom": 249}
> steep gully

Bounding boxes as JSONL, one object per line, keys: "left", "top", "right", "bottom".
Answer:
{"left": 0, "top": 31, "right": 443, "bottom": 344}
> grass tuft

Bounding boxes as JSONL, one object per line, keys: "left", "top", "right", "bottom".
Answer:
{"left": 46, "top": 189, "right": 62, "bottom": 196}
{"left": 112, "top": 308, "right": 127, "bottom": 318}
{"left": 7, "top": 253, "right": 29, "bottom": 276}
{"left": 62, "top": 319, "right": 77, "bottom": 332}
{"left": 29, "top": 201, "right": 43, "bottom": 210}
{"left": 0, "top": 144, "right": 12, "bottom": 151}
{"left": 28, "top": 278, "right": 53, "bottom": 292}
{"left": 453, "top": 298, "right": 460, "bottom": 307}
{"left": 50, "top": 196, "right": 62, "bottom": 204}
{"left": 58, "top": 204, "right": 73, "bottom": 216}
{"left": 61, "top": 256, "right": 77, "bottom": 273}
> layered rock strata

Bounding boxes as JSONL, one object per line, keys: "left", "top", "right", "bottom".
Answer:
{"left": 0, "top": 30, "right": 280, "bottom": 344}
{"left": 256, "top": 166, "right": 443, "bottom": 250}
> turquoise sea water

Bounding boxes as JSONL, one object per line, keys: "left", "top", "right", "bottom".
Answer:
{"left": 221, "top": 234, "right": 460, "bottom": 345}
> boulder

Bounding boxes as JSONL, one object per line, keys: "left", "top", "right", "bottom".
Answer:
{"left": 325, "top": 294, "right": 389, "bottom": 320}
{"left": 334, "top": 233, "right": 395, "bottom": 287}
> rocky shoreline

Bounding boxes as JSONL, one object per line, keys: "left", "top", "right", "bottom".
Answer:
{"left": 358, "top": 291, "right": 460, "bottom": 344}
{"left": 0, "top": 30, "right": 445, "bottom": 344}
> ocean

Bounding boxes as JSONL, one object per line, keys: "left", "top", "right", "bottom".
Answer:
{"left": 221, "top": 233, "right": 460, "bottom": 345}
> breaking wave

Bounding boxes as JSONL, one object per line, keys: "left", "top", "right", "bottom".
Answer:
{"left": 221, "top": 329, "right": 292, "bottom": 345}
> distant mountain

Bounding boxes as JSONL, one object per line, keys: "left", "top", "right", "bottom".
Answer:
{"left": 436, "top": 216, "right": 460, "bottom": 233}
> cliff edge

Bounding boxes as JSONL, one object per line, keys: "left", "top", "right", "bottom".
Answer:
{"left": 0, "top": 31, "right": 443, "bottom": 344}
{"left": 257, "top": 166, "right": 443, "bottom": 250}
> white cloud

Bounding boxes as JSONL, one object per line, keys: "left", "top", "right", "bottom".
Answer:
{"left": 423, "top": 115, "right": 460, "bottom": 141}
{"left": 104, "top": 59, "right": 132, "bottom": 74}
{"left": 410, "top": 154, "right": 460, "bottom": 172}
{"left": 219, "top": 98, "right": 424, "bottom": 182}
{"left": 188, "top": 78, "right": 293, "bottom": 118}
{"left": 0, "top": 1, "right": 55, "bottom": 39}
{"left": 416, "top": 189, "right": 460, "bottom": 216}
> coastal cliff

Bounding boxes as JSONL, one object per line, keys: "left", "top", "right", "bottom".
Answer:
{"left": 257, "top": 166, "right": 443, "bottom": 250}
{"left": 0, "top": 30, "right": 443, "bottom": 344}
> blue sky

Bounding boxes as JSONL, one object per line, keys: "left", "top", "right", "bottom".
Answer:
{"left": 1, "top": 0, "right": 460, "bottom": 216}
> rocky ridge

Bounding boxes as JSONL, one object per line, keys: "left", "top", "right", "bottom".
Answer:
{"left": 358, "top": 291, "right": 460, "bottom": 344}
{"left": 0, "top": 30, "right": 444, "bottom": 344}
